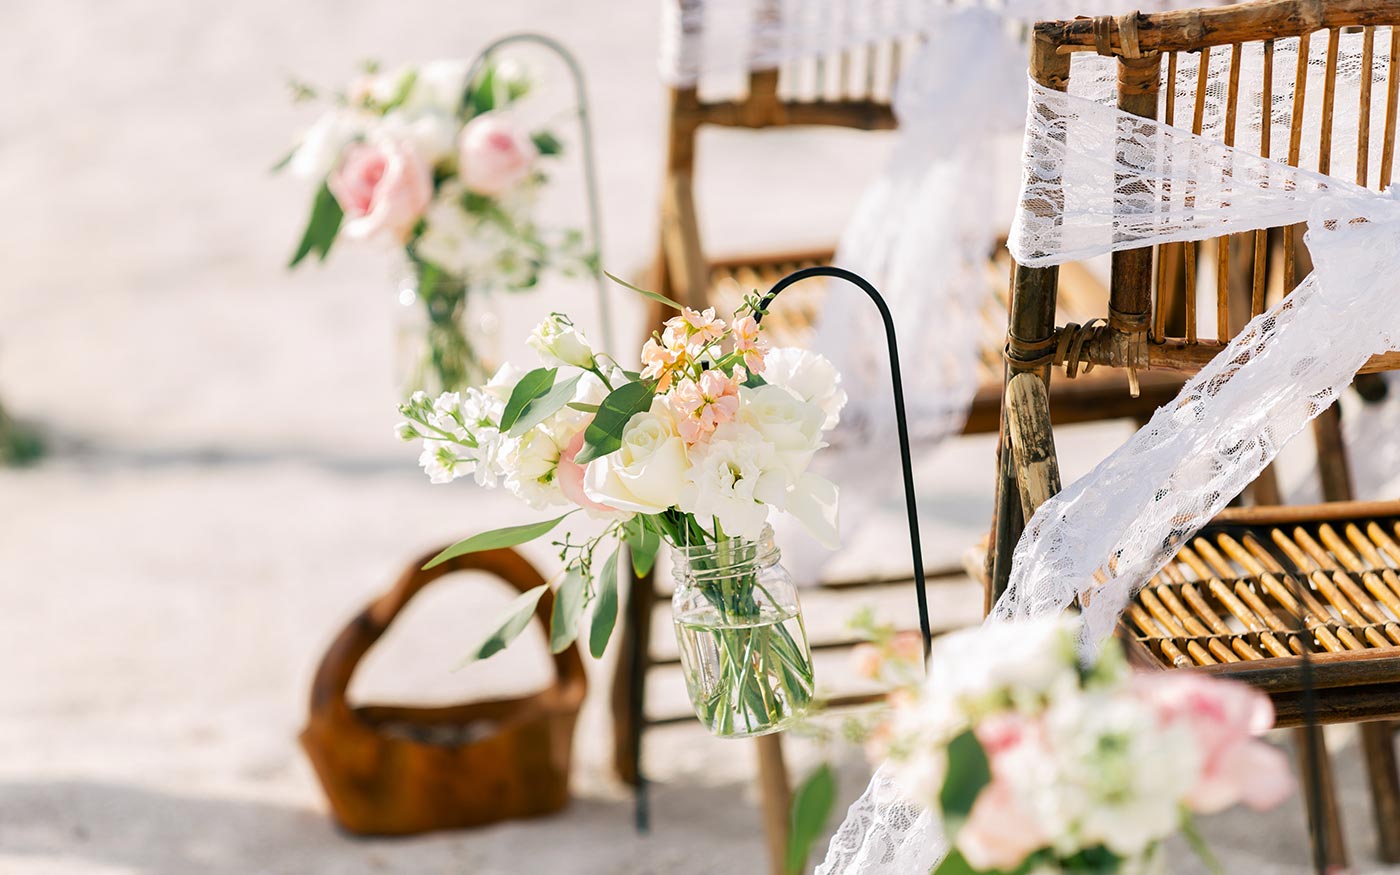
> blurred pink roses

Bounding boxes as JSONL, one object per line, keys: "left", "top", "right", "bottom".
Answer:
{"left": 957, "top": 712, "right": 1050, "bottom": 870}
{"left": 328, "top": 141, "right": 433, "bottom": 243}
{"left": 458, "top": 113, "right": 538, "bottom": 196}
{"left": 1133, "top": 672, "right": 1293, "bottom": 813}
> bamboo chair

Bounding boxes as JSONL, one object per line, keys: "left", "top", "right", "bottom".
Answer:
{"left": 989, "top": 3, "right": 1400, "bottom": 866}
{"left": 614, "top": 12, "right": 1182, "bottom": 875}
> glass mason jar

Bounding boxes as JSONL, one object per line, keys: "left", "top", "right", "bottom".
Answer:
{"left": 395, "top": 262, "right": 499, "bottom": 397}
{"left": 670, "top": 527, "right": 815, "bottom": 738}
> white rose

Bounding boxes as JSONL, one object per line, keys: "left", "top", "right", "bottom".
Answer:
{"left": 928, "top": 617, "right": 1081, "bottom": 714}
{"left": 484, "top": 361, "right": 526, "bottom": 403}
{"left": 290, "top": 110, "right": 362, "bottom": 181}
{"left": 738, "top": 384, "right": 827, "bottom": 479}
{"left": 677, "top": 422, "right": 786, "bottom": 540}
{"left": 527, "top": 313, "right": 596, "bottom": 368}
{"left": 763, "top": 348, "right": 848, "bottom": 430}
{"left": 583, "top": 398, "right": 689, "bottom": 514}
{"left": 403, "top": 59, "right": 470, "bottom": 115}
{"left": 379, "top": 109, "right": 458, "bottom": 164}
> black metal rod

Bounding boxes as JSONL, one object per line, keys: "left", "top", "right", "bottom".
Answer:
{"left": 756, "top": 266, "right": 932, "bottom": 660}
{"left": 464, "top": 33, "right": 613, "bottom": 350}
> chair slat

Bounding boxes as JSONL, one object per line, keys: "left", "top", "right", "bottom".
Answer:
{"left": 1383, "top": 27, "right": 1400, "bottom": 187}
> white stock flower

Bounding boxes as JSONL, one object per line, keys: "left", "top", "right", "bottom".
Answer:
{"left": 738, "top": 383, "right": 827, "bottom": 479}
{"left": 677, "top": 422, "right": 786, "bottom": 540}
{"left": 501, "top": 421, "right": 572, "bottom": 510}
{"left": 528, "top": 313, "right": 596, "bottom": 369}
{"left": 412, "top": 387, "right": 507, "bottom": 487}
{"left": 584, "top": 398, "right": 690, "bottom": 514}
{"left": 290, "top": 110, "right": 362, "bottom": 181}
{"left": 763, "top": 347, "right": 848, "bottom": 430}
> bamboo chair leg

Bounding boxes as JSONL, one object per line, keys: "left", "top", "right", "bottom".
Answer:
{"left": 1360, "top": 722, "right": 1400, "bottom": 862}
{"left": 610, "top": 568, "right": 654, "bottom": 786}
{"left": 756, "top": 733, "right": 793, "bottom": 875}
{"left": 986, "top": 406, "right": 1025, "bottom": 615}
{"left": 1296, "top": 725, "right": 1350, "bottom": 870}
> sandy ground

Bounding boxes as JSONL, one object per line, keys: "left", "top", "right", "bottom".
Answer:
{"left": 2, "top": 2, "right": 1400, "bottom": 873}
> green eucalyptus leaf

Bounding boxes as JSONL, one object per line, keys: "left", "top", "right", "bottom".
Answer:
{"left": 498, "top": 367, "right": 557, "bottom": 432}
{"left": 940, "top": 729, "right": 992, "bottom": 838}
{"left": 549, "top": 565, "right": 588, "bottom": 653}
{"left": 424, "top": 514, "right": 571, "bottom": 569}
{"left": 510, "top": 373, "right": 582, "bottom": 437}
{"left": 289, "top": 183, "right": 343, "bottom": 268}
{"left": 628, "top": 522, "right": 661, "bottom": 577}
{"left": 931, "top": 849, "right": 977, "bottom": 875}
{"left": 574, "top": 381, "right": 654, "bottom": 464}
{"left": 531, "top": 131, "right": 563, "bottom": 156}
{"left": 270, "top": 147, "right": 297, "bottom": 173}
{"left": 786, "top": 763, "right": 836, "bottom": 875}
{"left": 567, "top": 402, "right": 599, "bottom": 413}
{"left": 460, "top": 583, "right": 548, "bottom": 664}
{"left": 604, "top": 271, "right": 685, "bottom": 312}
{"left": 589, "top": 548, "right": 620, "bottom": 658}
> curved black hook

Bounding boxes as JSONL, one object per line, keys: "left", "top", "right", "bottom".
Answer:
{"left": 463, "top": 33, "right": 612, "bottom": 349}
{"left": 757, "top": 266, "right": 931, "bottom": 661}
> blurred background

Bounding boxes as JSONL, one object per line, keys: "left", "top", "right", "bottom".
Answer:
{"left": 0, "top": 2, "right": 1391, "bottom": 873}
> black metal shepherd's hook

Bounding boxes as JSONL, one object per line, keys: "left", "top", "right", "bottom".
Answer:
{"left": 463, "top": 34, "right": 613, "bottom": 349}
{"left": 757, "top": 266, "right": 932, "bottom": 660}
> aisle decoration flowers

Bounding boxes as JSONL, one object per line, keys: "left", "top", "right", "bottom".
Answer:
{"left": 278, "top": 58, "right": 595, "bottom": 393}
{"left": 870, "top": 617, "right": 1293, "bottom": 874}
{"left": 397, "top": 280, "right": 846, "bottom": 735}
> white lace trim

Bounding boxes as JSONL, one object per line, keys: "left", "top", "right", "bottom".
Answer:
{"left": 819, "top": 25, "right": 1400, "bottom": 875}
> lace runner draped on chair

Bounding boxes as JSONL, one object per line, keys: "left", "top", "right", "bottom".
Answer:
{"left": 657, "top": 0, "right": 1232, "bottom": 575}
{"left": 821, "top": 6, "right": 1400, "bottom": 874}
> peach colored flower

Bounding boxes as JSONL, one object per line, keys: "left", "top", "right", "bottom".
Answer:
{"left": 458, "top": 112, "right": 538, "bottom": 197}
{"left": 732, "top": 314, "right": 768, "bottom": 373}
{"left": 557, "top": 423, "right": 623, "bottom": 516}
{"left": 663, "top": 307, "right": 727, "bottom": 351}
{"left": 1133, "top": 672, "right": 1293, "bottom": 814}
{"left": 889, "top": 630, "right": 925, "bottom": 668}
{"left": 851, "top": 643, "right": 884, "bottom": 680}
{"left": 669, "top": 369, "right": 743, "bottom": 444}
{"left": 640, "top": 337, "right": 686, "bottom": 392}
{"left": 329, "top": 140, "right": 433, "bottom": 243}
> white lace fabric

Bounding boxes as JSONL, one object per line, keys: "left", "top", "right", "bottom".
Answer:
{"left": 818, "top": 25, "right": 1400, "bottom": 875}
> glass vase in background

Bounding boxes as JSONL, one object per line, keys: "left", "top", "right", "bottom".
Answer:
{"left": 395, "top": 261, "right": 499, "bottom": 397}
{"left": 670, "top": 526, "right": 815, "bottom": 738}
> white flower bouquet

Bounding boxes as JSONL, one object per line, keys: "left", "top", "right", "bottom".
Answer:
{"left": 871, "top": 618, "right": 1293, "bottom": 874}
{"left": 397, "top": 280, "right": 847, "bottom": 735}
{"left": 279, "top": 59, "right": 594, "bottom": 393}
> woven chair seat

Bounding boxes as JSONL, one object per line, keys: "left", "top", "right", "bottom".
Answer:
{"left": 1124, "top": 500, "right": 1400, "bottom": 726}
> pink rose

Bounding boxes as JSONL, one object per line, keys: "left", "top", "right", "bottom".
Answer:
{"left": 328, "top": 141, "right": 433, "bottom": 243}
{"left": 1134, "top": 672, "right": 1294, "bottom": 813}
{"left": 458, "top": 113, "right": 538, "bottom": 197}
{"left": 558, "top": 425, "right": 621, "bottom": 516}
{"left": 957, "top": 713, "right": 1048, "bottom": 870}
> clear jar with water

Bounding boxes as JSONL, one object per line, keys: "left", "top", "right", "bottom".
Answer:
{"left": 670, "top": 527, "right": 815, "bottom": 738}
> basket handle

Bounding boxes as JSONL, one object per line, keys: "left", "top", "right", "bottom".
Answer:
{"left": 308, "top": 547, "right": 584, "bottom": 720}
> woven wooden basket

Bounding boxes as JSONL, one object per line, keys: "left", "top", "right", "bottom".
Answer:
{"left": 300, "top": 547, "right": 586, "bottom": 835}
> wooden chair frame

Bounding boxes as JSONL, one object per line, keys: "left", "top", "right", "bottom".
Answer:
{"left": 991, "top": 2, "right": 1400, "bottom": 866}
